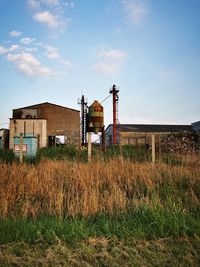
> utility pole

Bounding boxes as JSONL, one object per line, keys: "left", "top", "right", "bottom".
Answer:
{"left": 109, "top": 85, "right": 119, "bottom": 145}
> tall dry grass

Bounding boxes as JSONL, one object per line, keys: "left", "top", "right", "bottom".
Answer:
{"left": 0, "top": 157, "right": 199, "bottom": 218}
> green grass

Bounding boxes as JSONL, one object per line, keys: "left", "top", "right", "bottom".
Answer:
{"left": 36, "top": 145, "right": 88, "bottom": 162}
{"left": 0, "top": 144, "right": 152, "bottom": 164}
{"left": 1, "top": 206, "right": 199, "bottom": 245}
{"left": 36, "top": 144, "right": 151, "bottom": 163}
{"left": 103, "top": 144, "right": 151, "bottom": 162}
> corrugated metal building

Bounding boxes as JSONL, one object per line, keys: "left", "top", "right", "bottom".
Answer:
{"left": 9, "top": 102, "right": 80, "bottom": 149}
{"left": 105, "top": 124, "right": 192, "bottom": 146}
{"left": 192, "top": 121, "right": 200, "bottom": 131}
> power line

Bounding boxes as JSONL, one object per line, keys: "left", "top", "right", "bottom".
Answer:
{"left": 93, "top": 134, "right": 101, "bottom": 143}
{"left": 100, "top": 94, "right": 111, "bottom": 104}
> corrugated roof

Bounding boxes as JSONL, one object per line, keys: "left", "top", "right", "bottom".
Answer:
{"left": 13, "top": 102, "right": 79, "bottom": 113}
{"left": 192, "top": 121, "right": 200, "bottom": 125}
{"left": 106, "top": 124, "right": 192, "bottom": 133}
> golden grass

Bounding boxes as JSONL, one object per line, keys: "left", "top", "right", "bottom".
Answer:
{"left": 0, "top": 156, "right": 199, "bottom": 218}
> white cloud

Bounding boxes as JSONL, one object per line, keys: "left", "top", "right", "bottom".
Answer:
{"left": 24, "top": 47, "right": 38, "bottom": 52}
{"left": 9, "top": 45, "right": 20, "bottom": 52}
{"left": 97, "top": 49, "right": 127, "bottom": 60}
{"left": 27, "top": 0, "right": 60, "bottom": 8}
{"left": 9, "top": 31, "right": 22, "bottom": 37}
{"left": 0, "top": 44, "right": 37, "bottom": 56}
{"left": 20, "top": 37, "right": 36, "bottom": 45}
{"left": 92, "top": 48, "right": 127, "bottom": 75}
{"left": 33, "top": 11, "right": 60, "bottom": 28}
{"left": 42, "top": 0, "right": 60, "bottom": 6}
{"left": 7, "top": 52, "right": 54, "bottom": 77}
{"left": 0, "top": 45, "right": 20, "bottom": 55}
{"left": 63, "top": 1, "right": 75, "bottom": 8}
{"left": 0, "top": 46, "right": 9, "bottom": 55}
{"left": 28, "top": 0, "right": 40, "bottom": 9}
{"left": 28, "top": 0, "right": 75, "bottom": 8}
{"left": 34, "top": 41, "right": 43, "bottom": 46}
{"left": 28, "top": 1, "right": 72, "bottom": 34}
{"left": 121, "top": 0, "right": 148, "bottom": 25}
{"left": 44, "top": 45, "right": 60, "bottom": 59}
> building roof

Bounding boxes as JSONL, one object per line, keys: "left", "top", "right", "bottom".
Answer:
{"left": 192, "top": 121, "right": 200, "bottom": 126}
{"left": 106, "top": 124, "right": 192, "bottom": 133}
{"left": 0, "top": 128, "right": 9, "bottom": 131}
{"left": 191, "top": 121, "right": 200, "bottom": 131}
{"left": 10, "top": 118, "right": 47, "bottom": 121}
{"left": 13, "top": 102, "right": 79, "bottom": 113}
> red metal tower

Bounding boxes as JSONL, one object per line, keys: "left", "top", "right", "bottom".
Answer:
{"left": 109, "top": 85, "right": 119, "bottom": 145}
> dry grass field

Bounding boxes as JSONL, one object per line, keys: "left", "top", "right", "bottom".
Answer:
{"left": 0, "top": 156, "right": 199, "bottom": 218}
{"left": 0, "top": 154, "right": 200, "bottom": 266}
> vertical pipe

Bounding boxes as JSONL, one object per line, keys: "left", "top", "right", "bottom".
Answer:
{"left": 33, "top": 122, "right": 35, "bottom": 136}
{"left": 24, "top": 121, "right": 26, "bottom": 137}
{"left": 37, "top": 134, "right": 40, "bottom": 149}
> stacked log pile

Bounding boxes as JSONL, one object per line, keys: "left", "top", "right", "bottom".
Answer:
{"left": 158, "top": 131, "right": 200, "bottom": 154}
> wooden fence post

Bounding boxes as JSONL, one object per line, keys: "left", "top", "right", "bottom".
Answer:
{"left": 152, "top": 134, "right": 155, "bottom": 164}
{"left": 20, "top": 132, "right": 23, "bottom": 163}
{"left": 88, "top": 132, "right": 92, "bottom": 162}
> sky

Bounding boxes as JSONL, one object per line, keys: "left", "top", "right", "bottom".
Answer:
{"left": 0, "top": 0, "right": 200, "bottom": 130}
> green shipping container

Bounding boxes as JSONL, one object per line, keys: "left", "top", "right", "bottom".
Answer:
{"left": 14, "top": 134, "right": 38, "bottom": 156}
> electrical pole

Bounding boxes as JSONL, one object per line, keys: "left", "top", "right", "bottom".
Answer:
{"left": 109, "top": 85, "right": 119, "bottom": 145}
{"left": 78, "top": 95, "right": 88, "bottom": 146}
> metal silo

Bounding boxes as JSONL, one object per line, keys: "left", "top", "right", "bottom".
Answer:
{"left": 88, "top": 100, "right": 104, "bottom": 134}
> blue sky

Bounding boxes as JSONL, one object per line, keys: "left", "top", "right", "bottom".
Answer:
{"left": 0, "top": 0, "right": 199, "bottom": 129}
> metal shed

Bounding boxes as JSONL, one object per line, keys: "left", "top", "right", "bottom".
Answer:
{"left": 105, "top": 124, "right": 192, "bottom": 146}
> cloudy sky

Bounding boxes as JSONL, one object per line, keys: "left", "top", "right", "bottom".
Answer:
{"left": 0, "top": 0, "right": 199, "bottom": 129}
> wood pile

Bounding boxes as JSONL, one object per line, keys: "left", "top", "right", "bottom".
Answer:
{"left": 158, "top": 131, "right": 200, "bottom": 154}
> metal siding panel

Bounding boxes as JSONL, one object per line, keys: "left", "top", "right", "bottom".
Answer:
{"left": 14, "top": 136, "right": 38, "bottom": 156}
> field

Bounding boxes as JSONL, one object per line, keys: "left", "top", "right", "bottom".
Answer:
{"left": 0, "top": 147, "right": 200, "bottom": 266}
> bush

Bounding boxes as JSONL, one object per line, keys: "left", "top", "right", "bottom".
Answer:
{"left": 103, "top": 144, "right": 150, "bottom": 162}
{"left": 0, "top": 149, "right": 15, "bottom": 164}
{"left": 36, "top": 145, "right": 88, "bottom": 162}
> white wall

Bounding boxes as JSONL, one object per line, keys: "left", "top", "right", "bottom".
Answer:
{"left": 9, "top": 119, "right": 47, "bottom": 149}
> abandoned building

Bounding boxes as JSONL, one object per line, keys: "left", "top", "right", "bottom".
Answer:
{"left": 192, "top": 121, "right": 200, "bottom": 132}
{"left": 105, "top": 124, "right": 193, "bottom": 146}
{"left": 9, "top": 102, "right": 80, "bottom": 150}
{"left": 0, "top": 128, "right": 9, "bottom": 150}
